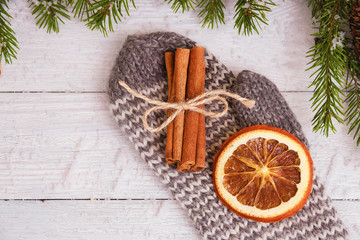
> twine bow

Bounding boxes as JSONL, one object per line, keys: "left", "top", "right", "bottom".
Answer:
{"left": 118, "top": 80, "right": 255, "bottom": 132}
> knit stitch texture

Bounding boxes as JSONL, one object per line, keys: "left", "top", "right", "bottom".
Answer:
{"left": 108, "top": 32, "right": 348, "bottom": 240}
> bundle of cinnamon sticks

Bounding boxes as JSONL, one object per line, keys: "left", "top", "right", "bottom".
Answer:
{"left": 164, "top": 47, "right": 206, "bottom": 172}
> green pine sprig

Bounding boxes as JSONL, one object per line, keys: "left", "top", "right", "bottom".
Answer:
{"left": 0, "top": 0, "right": 18, "bottom": 64}
{"left": 28, "top": 0, "right": 71, "bottom": 33}
{"left": 71, "top": 0, "right": 93, "bottom": 20}
{"left": 85, "top": 0, "right": 136, "bottom": 36}
{"left": 345, "top": 46, "right": 360, "bottom": 146}
{"left": 307, "top": 0, "right": 349, "bottom": 136}
{"left": 198, "top": 0, "right": 225, "bottom": 29}
{"left": 234, "top": 0, "right": 276, "bottom": 35}
{"left": 165, "top": 0, "right": 195, "bottom": 13}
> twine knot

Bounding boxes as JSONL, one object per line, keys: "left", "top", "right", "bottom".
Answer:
{"left": 118, "top": 80, "right": 255, "bottom": 132}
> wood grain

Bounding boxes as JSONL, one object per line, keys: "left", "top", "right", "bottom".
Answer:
{"left": 0, "top": 200, "right": 200, "bottom": 240}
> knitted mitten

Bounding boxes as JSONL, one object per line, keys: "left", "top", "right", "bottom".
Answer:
{"left": 108, "top": 32, "right": 348, "bottom": 240}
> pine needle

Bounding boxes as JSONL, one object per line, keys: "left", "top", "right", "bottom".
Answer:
{"left": 0, "top": 0, "right": 18, "bottom": 64}
{"left": 28, "top": 0, "right": 71, "bottom": 34}
{"left": 198, "top": 0, "right": 225, "bottom": 29}
{"left": 307, "top": 0, "right": 349, "bottom": 136}
{"left": 165, "top": 0, "right": 195, "bottom": 13}
{"left": 85, "top": 0, "right": 136, "bottom": 36}
{"left": 234, "top": 0, "right": 276, "bottom": 36}
{"left": 71, "top": 0, "right": 92, "bottom": 20}
{"left": 345, "top": 47, "right": 360, "bottom": 146}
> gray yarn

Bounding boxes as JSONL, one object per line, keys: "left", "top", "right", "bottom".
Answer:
{"left": 108, "top": 32, "right": 348, "bottom": 240}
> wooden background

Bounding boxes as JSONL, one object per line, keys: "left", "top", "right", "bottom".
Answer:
{"left": 0, "top": 1, "right": 359, "bottom": 239}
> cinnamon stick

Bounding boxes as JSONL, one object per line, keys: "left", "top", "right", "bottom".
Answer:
{"left": 164, "top": 52, "right": 176, "bottom": 165}
{"left": 191, "top": 97, "right": 206, "bottom": 171}
{"left": 172, "top": 48, "right": 190, "bottom": 163}
{"left": 178, "top": 47, "right": 205, "bottom": 171}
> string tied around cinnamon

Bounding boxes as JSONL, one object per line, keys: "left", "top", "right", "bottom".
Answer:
{"left": 118, "top": 80, "right": 256, "bottom": 133}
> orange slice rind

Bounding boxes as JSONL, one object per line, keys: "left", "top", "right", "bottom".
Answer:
{"left": 213, "top": 125, "right": 313, "bottom": 223}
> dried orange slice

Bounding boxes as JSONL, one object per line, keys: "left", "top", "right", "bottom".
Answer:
{"left": 213, "top": 125, "right": 313, "bottom": 223}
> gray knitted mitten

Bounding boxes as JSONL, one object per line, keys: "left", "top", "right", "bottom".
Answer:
{"left": 108, "top": 32, "right": 348, "bottom": 240}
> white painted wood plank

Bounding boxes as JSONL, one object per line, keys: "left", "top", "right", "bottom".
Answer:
{"left": 2, "top": 0, "right": 314, "bottom": 92}
{"left": 0, "top": 93, "right": 171, "bottom": 199}
{"left": 0, "top": 200, "right": 200, "bottom": 240}
{"left": 0, "top": 200, "right": 358, "bottom": 240}
{"left": 0, "top": 92, "right": 359, "bottom": 200}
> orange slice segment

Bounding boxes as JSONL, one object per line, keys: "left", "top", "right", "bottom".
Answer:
{"left": 213, "top": 125, "right": 313, "bottom": 223}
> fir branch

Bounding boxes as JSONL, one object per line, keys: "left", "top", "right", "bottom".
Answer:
{"left": 198, "top": 0, "right": 225, "bottom": 29}
{"left": 0, "top": 0, "right": 18, "bottom": 64}
{"left": 307, "top": 0, "right": 349, "bottom": 136}
{"left": 85, "top": 0, "right": 136, "bottom": 36}
{"left": 308, "top": 0, "right": 322, "bottom": 19}
{"left": 234, "top": 0, "right": 276, "bottom": 35}
{"left": 346, "top": 77, "right": 360, "bottom": 145}
{"left": 28, "top": 0, "right": 71, "bottom": 34}
{"left": 165, "top": 0, "right": 195, "bottom": 13}
{"left": 71, "top": 0, "right": 92, "bottom": 19}
{"left": 345, "top": 47, "right": 360, "bottom": 146}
